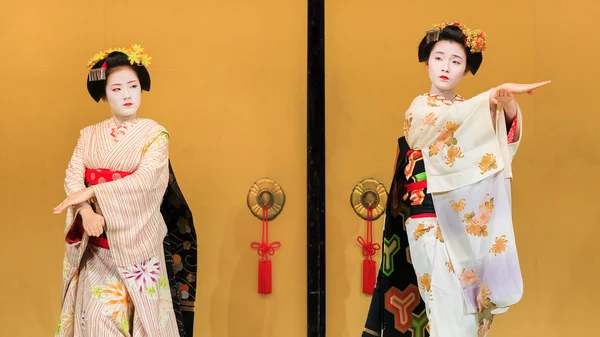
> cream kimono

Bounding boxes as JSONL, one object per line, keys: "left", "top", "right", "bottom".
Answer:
{"left": 403, "top": 91, "right": 523, "bottom": 336}
{"left": 56, "top": 118, "right": 179, "bottom": 337}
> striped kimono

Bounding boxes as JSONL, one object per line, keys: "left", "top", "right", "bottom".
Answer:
{"left": 56, "top": 118, "right": 195, "bottom": 337}
{"left": 363, "top": 91, "right": 523, "bottom": 337}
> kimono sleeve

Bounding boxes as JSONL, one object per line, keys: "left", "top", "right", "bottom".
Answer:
{"left": 495, "top": 102, "right": 523, "bottom": 173}
{"left": 504, "top": 108, "right": 523, "bottom": 160}
{"left": 91, "top": 129, "right": 170, "bottom": 265}
{"left": 63, "top": 131, "right": 90, "bottom": 236}
{"left": 422, "top": 90, "right": 502, "bottom": 193}
{"left": 64, "top": 132, "right": 90, "bottom": 206}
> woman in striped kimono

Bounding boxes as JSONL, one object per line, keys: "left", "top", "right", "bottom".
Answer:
{"left": 53, "top": 46, "right": 196, "bottom": 337}
{"left": 362, "top": 22, "right": 550, "bottom": 337}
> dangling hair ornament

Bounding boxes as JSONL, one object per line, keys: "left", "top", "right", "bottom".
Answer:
{"left": 88, "top": 61, "right": 107, "bottom": 81}
{"left": 428, "top": 21, "right": 487, "bottom": 53}
{"left": 86, "top": 44, "right": 152, "bottom": 82}
{"left": 425, "top": 29, "right": 440, "bottom": 44}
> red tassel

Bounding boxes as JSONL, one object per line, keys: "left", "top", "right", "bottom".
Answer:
{"left": 251, "top": 206, "right": 280, "bottom": 295}
{"left": 258, "top": 260, "right": 273, "bottom": 294}
{"left": 363, "top": 259, "right": 376, "bottom": 294}
{"left": 357, "top": 206, "right": 380, "bottom": 295}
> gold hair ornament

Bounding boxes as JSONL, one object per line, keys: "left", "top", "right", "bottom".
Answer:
{"left": 87, "top": 44, "right": 152, "bottom": 81}
{"left": 426, "top": 21, "right": 487, "bottom": 53}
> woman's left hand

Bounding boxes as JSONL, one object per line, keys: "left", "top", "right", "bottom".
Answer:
{"left": 491, "top": 80, "right": 551, "bottom": 104}
{"left": 54, "top": 187, "right": 95, "bottom": 214}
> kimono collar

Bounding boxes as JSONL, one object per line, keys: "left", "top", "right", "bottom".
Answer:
{"left": 108, "top": 117, "right": 139, "bottom": 129}
{"left": 107, "top": 117, "right": 139, "bottom": 142}
{"left": 424, "top": 93, "right": 464, "bottom": 105}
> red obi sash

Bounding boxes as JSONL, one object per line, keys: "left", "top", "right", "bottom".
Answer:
{"left": 65, "top": 168, "right": 133, "bottom": 249}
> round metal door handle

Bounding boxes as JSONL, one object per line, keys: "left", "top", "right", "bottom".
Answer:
{"left": 247, "top": 178, "right": 286, "bottom": 221}
{"left": 350, "top": 178, "right": 388, "bottom": 221}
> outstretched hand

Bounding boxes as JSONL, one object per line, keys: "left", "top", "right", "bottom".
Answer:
{"left": 490, "top": 80, "right": 551, "bottom": 104}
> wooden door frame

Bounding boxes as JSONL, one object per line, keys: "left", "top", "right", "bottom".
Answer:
{"left": 307, "top": 0, "right": 325, "bottom": 336}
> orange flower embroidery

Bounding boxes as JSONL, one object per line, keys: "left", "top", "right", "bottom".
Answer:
{"left": 403, "top": 116, "right": 413, "bottom": 138}
{"left": 477, "top": 283, "right": 497, "bottom": 312}
{"left": 480, "top": 195, "right": 494, "bottom": 212}
{"left": 428, "top": 141, "right": 443, "bottom": 156}
{"left": 446, "top": 261, "right": 455, "bottom": 273}
{"left": 413, "top": 223, "right": 434, "bottom": 240}
{"left": 478, "top": 196, "right": 495, "bottom": 226}
{"left": 429, "top": 121, "right": 460, "bottom": 156}
{"left": 479, "top": 153, "right": 498, "bottom": 174}
{"left": 418, "top": 273, "right": 432, "bottom": 292}
{"left": 479, "top": 211, "right": 491, "bottom": 226}
{"left": 421, "top": 112, "right": 438, "bottom": 130}
{"left": 436, "top": 122, "right": 459, "bottom": 145}
{"left": 92, "top": 278, "right": 133, "bottom": 335}
{"left": 463, "top": 211, "right": 489, "bottom": 237}
{"left": 435, "top": 225, "right": 444, "bottom": 242}
{"left": 445, "top": 145, "right": 464, "bottom": 167}
{"left": 459, "top": 268, "right": 481, "bottom": 289}
{"left": 462, "top": 195, "right": 494, "bottom": 237}
{"left": 489, "top": 235, "right": 508, "bottom": 256}
{"left": 450, "top": 198, "right": 466, "bottom": 212}
{"left": 443, "top": 121, "right": 460, "bottom": 134}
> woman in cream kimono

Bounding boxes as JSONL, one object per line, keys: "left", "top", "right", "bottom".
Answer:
{"left": 53, "top": 46, "right": 197, "bottom": 337}
{"left": 362, "top": 22, "right": 550, "bottom": 337}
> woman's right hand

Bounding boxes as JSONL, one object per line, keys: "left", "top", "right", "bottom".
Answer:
{"left": 80, "top": 208, "right": 105, "bottom": 237}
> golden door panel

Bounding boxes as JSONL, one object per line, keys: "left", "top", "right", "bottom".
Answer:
{"left": 325, "top": 1, "right": 599, "bottom": 336}
{"left": 0, "top": 1, "right": 306, "bottom": 336}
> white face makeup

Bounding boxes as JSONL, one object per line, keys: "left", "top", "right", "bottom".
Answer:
{"left": 427, "top": 40, "right": 468, "bottom": 95}
{"left": 104, "top": 67, "right": 142, "bottom": 120}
